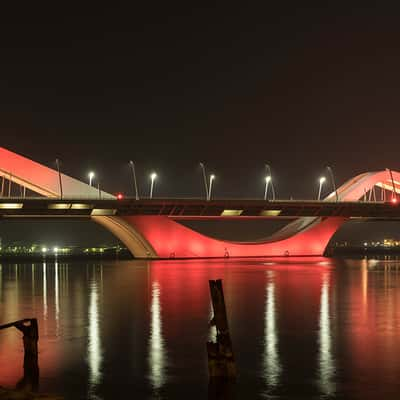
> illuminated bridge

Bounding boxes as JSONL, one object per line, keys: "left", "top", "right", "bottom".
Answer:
{"left": 1, "top": 146, "right": 400, "bottom": 258}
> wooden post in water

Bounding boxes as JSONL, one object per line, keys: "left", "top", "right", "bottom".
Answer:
{"left": 0, "top": 318, "right": 39, "bottom": 391}
{"left": 207, "top": 279, "right": 236, "bottom": 380}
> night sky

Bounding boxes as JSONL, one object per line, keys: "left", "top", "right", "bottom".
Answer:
{"left": 1, "top": 3, "right": 400, "bottom": 246}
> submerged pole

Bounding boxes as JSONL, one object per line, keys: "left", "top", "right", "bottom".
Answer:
{"left": 206, "top": 279, "right": 236, "bottom": 380}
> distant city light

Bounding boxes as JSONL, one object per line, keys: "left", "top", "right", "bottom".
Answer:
{"left": 53, "top": 247, "right": 59, "bottom": 253}
{"left": 117, "top": 193, "right": 124, "bottom": 200}
{"left": 41, "top": 247, "right": 48, "bottom": 253}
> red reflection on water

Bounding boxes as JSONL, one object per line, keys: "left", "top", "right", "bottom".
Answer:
{"left": 2, "top": 259, "right": 400, "bottom": 399}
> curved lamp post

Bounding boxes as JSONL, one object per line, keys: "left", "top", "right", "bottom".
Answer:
{"left": 88, "top": 171, "right": 95, "bottom": 187}
{"left": 317, "top": 176, "right": 326, "bottom": 201}
{"left": 200, "top": 162, "right": 209, "bottom": 200}
{"left": 129, "top": 161, "right": 139, "bottom": 200}
{"left": 264, "top": 175, "right": 271, "bottom": 200}
{"left": 326, "top": 166, "right": 338, "bottom": 202}
{"left": 150, "top": 172, "right": 157, "bottom": 199}
{"left": 265, "top": 164, "right": 276, "bottom": 200}
{"left": 208, "top": 174, "right": 215, "bottom": 201}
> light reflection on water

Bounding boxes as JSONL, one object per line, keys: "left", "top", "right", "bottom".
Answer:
{"left": 88, "top": 278, "right": 102, "bottom": 397}
{"left": 263, "top": 271, "right": 280, "bottom": 390}
{"left": 1, "top": 258, "right": 400, "bottom": 399}
{"left": 43, "top": 262, "right": 47, "bottom": 320}
{"left": 319, "top": 272, "right": 335, "bottom": 396}
{"left": 148, "top": 281, "right": 167, "bottom": 390}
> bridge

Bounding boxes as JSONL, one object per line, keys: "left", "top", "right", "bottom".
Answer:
{"left": 1, "top": 146, "right": 400, "bottom": 258}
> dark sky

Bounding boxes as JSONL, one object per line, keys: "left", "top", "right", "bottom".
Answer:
{"left": 1, "top": 3, "right": 400, "bottom": 245}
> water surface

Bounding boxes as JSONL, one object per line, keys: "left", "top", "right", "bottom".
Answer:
{"left": 1, "top": 257, "right": 400, "bottom": 399}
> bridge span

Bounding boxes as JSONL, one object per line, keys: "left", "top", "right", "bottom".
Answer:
{"left": 1, "top": 198, "right": 400, "bottom": 219}
{"left": 1, "top": 146, "right": 400, "bottom": 258}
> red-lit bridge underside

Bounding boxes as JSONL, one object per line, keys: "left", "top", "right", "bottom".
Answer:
{"left": 1, "top": 146, "right": 400, "bottom": 258}
{"left": 2, "top": 198, "right": 400, "bottom": 258}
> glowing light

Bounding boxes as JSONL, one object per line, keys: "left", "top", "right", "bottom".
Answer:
{"left": 221, "top": 209, "right": 243, "bottom": 216}
{"left": 41, "top": 247, "right": 48, "bottom": 253}
{"left": 264, "top": 175, "right": 272, "bottom": 200}
{"left": 43, "top": 262, "right": 47, "bottom": 320}
{"left": 48, "top": 203, "right": 71, "bottom": 209}
{"left": 264, "top": 272, "right": 280, "bottom": 387}
{"left": 88, "top": 281, "right": 102, "bottom": 392}
{"left": 88, "top": 171, "right": 95, "bottom": 187}
{"left": 53, "top": 247, "right": 59, "bottom": 253}
{"left": 120, "top": 214, "right": 345, "bottom": 258}
{"left": 150, "top": 173, "right": 157, "bottom": 199}
{"left": 71, "top": 203, "right": 93, "bottom": 209}
{"left": 208, "top": 174, "right": 215, "bottom": 200}
{"left": 319, "top": 274, "right": 335, "bottom": 395}
{"left": 260, "top": 210, "right": 281, "bottom": 216}
{"left": 148, "top": 281, "right": 166, "bottom": 389}
{"left": 318, "top": 176, "right": 326, "bottom": 200}
{"left": 0, "top": 203, "right": 23, "bottom": 209}
{"left": 91, "top": 209, "right": 117, "bottom": 216}
{"left": 54, "top": 261, "right": 59, "bottom": 333}
{"left": 391, "top": 197, "right": 398, "bottom": 204}
{"left": 117, "top": 193, "right": 124, "bottom": 200}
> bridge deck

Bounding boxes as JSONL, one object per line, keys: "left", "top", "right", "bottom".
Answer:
{"left": 0, "top": 198, "right": 400, "bottom": 219}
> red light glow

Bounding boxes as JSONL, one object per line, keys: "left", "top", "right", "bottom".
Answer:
{"left": 391, "top": 197, "right": 398, "bottom": 204}
{"left": 117, "top": 193, "right": 124, "bottom": 200}
{"left": 121, "top": 215, "right": 346, "bottom": 258}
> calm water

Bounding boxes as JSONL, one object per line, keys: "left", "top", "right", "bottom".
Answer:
{"left": 1, "top": 257, "right": 400, "bottom": 399}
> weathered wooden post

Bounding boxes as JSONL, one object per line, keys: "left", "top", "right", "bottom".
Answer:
{"left": 14, "top": 318, "right": 39, "bottom": 358}
{"left": 0, "top": 318, "right": 39, "bottom": 392}
{"left": 207, "top": 279, "right": 236, "bottom": 380}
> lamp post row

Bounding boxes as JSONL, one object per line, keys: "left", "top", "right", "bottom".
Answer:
{"left": 53, "top": 160, "right": 338, "bottom": 201}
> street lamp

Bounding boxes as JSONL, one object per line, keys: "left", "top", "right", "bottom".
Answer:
{"left": 326, "top": 166, "right": 338, "bottom": 202}
{"left": 200, "top": 162, "right": 209, "bottom": 199}
{"left": 208, "top": 174, "right": 215, "bottom": 201}
{"left": 264, "top": 175, "right": 271, "bottom": 200}
{"left": 317, "top": 176, "right": 326, "bottom": 201}
{"left": 150, "top": 172, "right": 157, "bottom": 199}
{"left": 265, "top": 164, "right": 276, "bottom": 200}
{"left": 129, "top": 161, "right": 139, "bottom": 200}
{"left": 88, "top": 171, "right": 95, "bottom": 187}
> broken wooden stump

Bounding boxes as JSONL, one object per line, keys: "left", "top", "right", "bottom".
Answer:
{"left": 0, "top": 319, "right": 39, "bottom": 392}
{"left": 207, "top": 279, "right": 236, "bottom": 380}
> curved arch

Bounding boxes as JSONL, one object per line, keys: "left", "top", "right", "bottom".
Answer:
{"left": 91, "top": 215, "right": 157, "bottom": 258}
{"left": 325, "top": 169, "right": 400, "bottom": 201}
